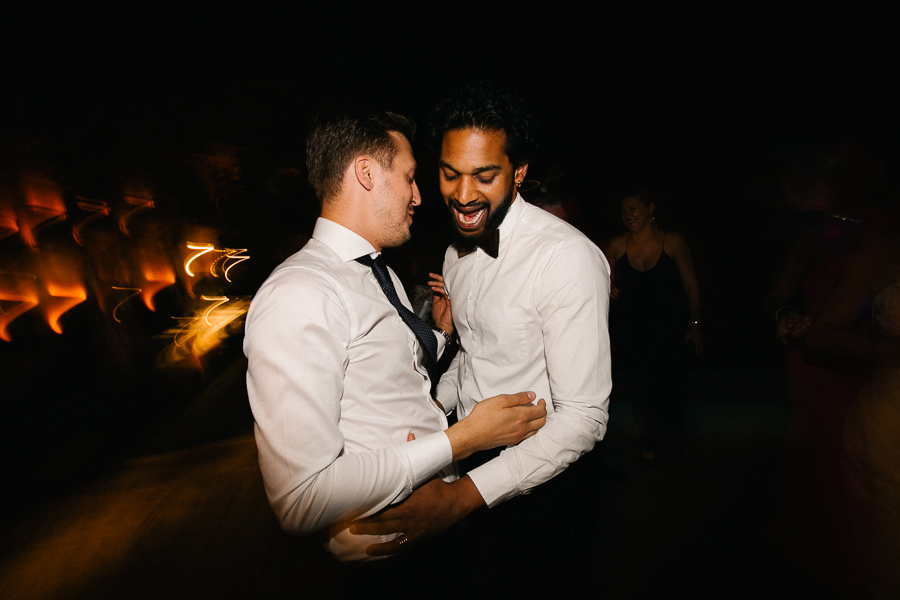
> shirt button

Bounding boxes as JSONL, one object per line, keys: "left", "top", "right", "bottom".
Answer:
{"left": 468, "top": 294, "right": 474, "bottom": 302}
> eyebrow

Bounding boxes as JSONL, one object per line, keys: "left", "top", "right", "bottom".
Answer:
{"left": 439, "top": 161, "right": 502, "bottom": 175}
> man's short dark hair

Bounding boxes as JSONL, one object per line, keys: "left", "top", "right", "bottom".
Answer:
{"left": 429, "top": 81, "right": 537, "bottom": 167}
{"left": 306, "top": 110, "right": 416, "bottom": 203}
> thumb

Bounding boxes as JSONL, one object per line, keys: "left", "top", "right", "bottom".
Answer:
{"left": 516, "top": 391, "right": 537, "bottom": 405}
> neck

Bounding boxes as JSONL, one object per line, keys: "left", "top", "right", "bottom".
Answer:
{"left": 321, "top": 201, "right": 381, "bottom": 251}
{"left": 629, "top": 223, "right": 657, "bottom": 241}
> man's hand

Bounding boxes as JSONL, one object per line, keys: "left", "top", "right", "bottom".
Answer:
{"left": 428, "top": 273, "right": 453, "bottom": 335}
{"left": 351, "top": 476, "right": 485, "bottom": 556}
{"left": 445, "top": 391, "right": 546, "bottom": 461}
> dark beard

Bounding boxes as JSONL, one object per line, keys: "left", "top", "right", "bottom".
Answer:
{"left": 450, "top": 188, "right": 514, "bottom": 252}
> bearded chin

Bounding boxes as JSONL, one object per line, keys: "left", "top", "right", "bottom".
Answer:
{"left": 452, "top": 188, "right": 515, "bottom": 250}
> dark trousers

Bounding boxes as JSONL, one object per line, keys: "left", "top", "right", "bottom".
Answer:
{"left": 459, "top": 445, "right": 605, "bottom": 598}
{"left": 336, "top": 524, "right": 478, "bottom": 598}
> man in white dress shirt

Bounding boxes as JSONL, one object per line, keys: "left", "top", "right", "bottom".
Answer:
{"left": 243, "top": 110, "right": 547, "bottom": 588}
{"left": 352, "top": 84, "right": 612, "bottom": 594}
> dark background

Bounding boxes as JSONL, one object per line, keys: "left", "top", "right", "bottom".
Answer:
{"left": 1, "top": 1, "right": 898, "bottom": 519}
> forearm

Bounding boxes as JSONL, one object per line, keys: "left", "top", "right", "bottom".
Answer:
{"left": 467, "top": 401, "right": 607, "bottom": 506}
{"left": 257, "top": 431, "right": 453, "bottom": 534}
{"left": 443, "top": 391, "right": 544, "bottom": 461}
{"left": 435, "top": 351, "right": 462, "bottom": 414}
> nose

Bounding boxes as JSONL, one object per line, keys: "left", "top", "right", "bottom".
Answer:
{"left": 411, "top": 181, "right": 421, "bottom": 206}
{"left": 456, "top": 176, "right": 477, "bottom": 206}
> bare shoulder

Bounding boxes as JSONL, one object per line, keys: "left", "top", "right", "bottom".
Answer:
{"left": 664, "top": 231, "right": 692, "bottom": 256}
{"left": 606, "top": 234, "right": 627, "bottom": 260}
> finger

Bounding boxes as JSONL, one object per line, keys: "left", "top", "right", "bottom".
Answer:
{"left": 407, "top": 432, "right": 416, "bottom": 442}
{"left": 350, "top": 517, "right": 407, "bottom": 535}
{"left": 512, "top": 391, "right": 537, "bottom": 405}
{"left": 366, "top": 535, "right": 411, "bottom": 556}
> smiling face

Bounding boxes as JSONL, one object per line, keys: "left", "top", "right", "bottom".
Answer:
{"left": 439, "top": 128, "right": 528, "bottom": 248}
{"left": 371, "top": 132, "right": 421, "bottom": 250}
{"left": 621, "top": 196, "right": 655, "bottom": 233}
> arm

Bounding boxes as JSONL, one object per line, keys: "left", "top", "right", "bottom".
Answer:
{"left": 434, "top": 270, "right": 461, "bottom": 414}
{"left": 245, "top": 268, "right": 448, "bottom": 534}
{"left": 246, "top": 266, "right": 546, "bottom": 535}
{"left": 765, "top": 227, "right": 819, "bottom": 343}
{"left": 604, "top": 235, "right": 624, "bottom": 300}
{"left": 803, "top": 224, "right": 900, "bottom": 369}
{"left": 429, "top": 272, "right": 453, "bottom": 335}
{"left": 354, "top": 240, "right": 612, "bottom": 552}
{"left": 669, "top": 233, "right": 703, "bottom": 355}
{"left": 465, "top": 239, "right": 612, "bottom": 506}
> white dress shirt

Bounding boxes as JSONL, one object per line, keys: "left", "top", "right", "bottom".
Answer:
{"left": 244, "top": 218, "right": 453, "bottom": 561}
{"left": 436, "top": 196, "right": 612, "bottom": 507}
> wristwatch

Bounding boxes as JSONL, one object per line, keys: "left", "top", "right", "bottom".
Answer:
{"left": 434, "top": 327, "right": 455, "bottom": 345}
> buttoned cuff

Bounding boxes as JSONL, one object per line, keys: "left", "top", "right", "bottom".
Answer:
{"left": 466, "top": 452, "right": 520, "bottom": 507}
{"left": 401, "top": 431, "right": 454, "bottom": 489}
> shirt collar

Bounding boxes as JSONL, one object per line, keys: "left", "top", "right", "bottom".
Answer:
{"left": 311, "top": 217, "right": 379, "bottom": 262}
{"left": 498, "top": 193, "right": 526, "bottom": 244}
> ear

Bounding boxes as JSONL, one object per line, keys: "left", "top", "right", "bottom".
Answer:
{"left": 514, "top": 162, "right": 529, "bottom": 186}
{"left": 354, "top": 156, "right": 374, "bottom": 191}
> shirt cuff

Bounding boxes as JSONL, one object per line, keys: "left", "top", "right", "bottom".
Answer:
{"left": 434, "top": 329, "right": 446, "bottom": 358}
{"left": 466, "top": 451, "right": 520, "bottom": 507}
{"left": 401, "top": 431, "right": 454, "bottom": 489}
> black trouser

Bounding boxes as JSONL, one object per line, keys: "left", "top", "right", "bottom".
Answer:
{"left": 458, "top": 445, "right": 606, "bottom": 598}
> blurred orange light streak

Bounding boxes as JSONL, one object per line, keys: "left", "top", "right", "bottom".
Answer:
{"left": 140, "top": 261, "right": 176, "bottom": 312}
{"left": 20, "top": 176, "right": 67, "bottom": 247}
{"left": 0, "top": 274, "right": 39, "bottom": 342}
{"left": 118, "top": 193, "right": 155, "bottom": 236}
{"left": 72, "top": 197, "right": 110, "bottom": 245}
{"left": 111, "top": 287, "right": 142, "bottom": 323}
{"left": 214, "top": 249, "right": 249, "bottom": 282}
{"left": 184, "top": 242, "right": 215, "bottom": 277}
{"left": 45, "top": 282, "right": 87, "bottom": 334}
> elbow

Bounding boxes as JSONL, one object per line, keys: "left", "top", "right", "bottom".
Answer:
{"left": 269, "top": 490, "right": 329, "bottom": 536}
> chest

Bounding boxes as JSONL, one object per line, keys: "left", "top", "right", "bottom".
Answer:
{"left": 623, "top": 241, "right": 665, "bottom": 271}
{"left": 445, "top": 252, "right": 543, "bottom": 332}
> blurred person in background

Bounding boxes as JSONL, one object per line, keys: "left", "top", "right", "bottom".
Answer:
{"left": 605, "top": 188, "right": 702, "bottom": 465}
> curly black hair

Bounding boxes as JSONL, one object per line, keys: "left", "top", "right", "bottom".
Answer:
{"left": 429, "top": 80, "right": 537, "bottom": 167}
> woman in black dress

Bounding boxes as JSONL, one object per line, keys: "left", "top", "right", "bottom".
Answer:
{"left": 605, "top": 192, "right": 703, "bottom": 463}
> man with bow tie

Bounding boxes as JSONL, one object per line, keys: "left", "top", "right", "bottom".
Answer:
{"left": 243, "top": 109, "right": 547, "bottom": 591}
{"left": 353, "top": 83, "right": 613, "bottom": 595}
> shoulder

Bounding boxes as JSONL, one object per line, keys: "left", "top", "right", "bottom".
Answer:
{"left": 517, "top": 210, "right": 610, "bottom": 280}
{"left": 249, "top": 242, "right": 348, "bottom": 320}
{"left": 663, "top": 230, "right": 690, "bottom": 257}
{"left": 606, "top": 234, "right": 627, "bottom": 260}
{"left": 519, "top": 201, "right": 595, "bottom": 250}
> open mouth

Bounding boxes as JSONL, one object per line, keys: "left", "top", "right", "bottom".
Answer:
{"left": 451, "top": 202, "right": 488, "bottom": 232}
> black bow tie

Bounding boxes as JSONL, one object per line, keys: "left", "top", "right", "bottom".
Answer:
{"left": 458, "top": 229, "right": 500, "bottom": 259}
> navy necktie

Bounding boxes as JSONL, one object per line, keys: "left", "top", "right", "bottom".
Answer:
{"left": 356, "top": 254, "right": 438, "bottom": 377}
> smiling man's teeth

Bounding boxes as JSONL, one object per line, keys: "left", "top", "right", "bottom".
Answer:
{"left": 456, "top": 208, "right": 485, "bottom": 228}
